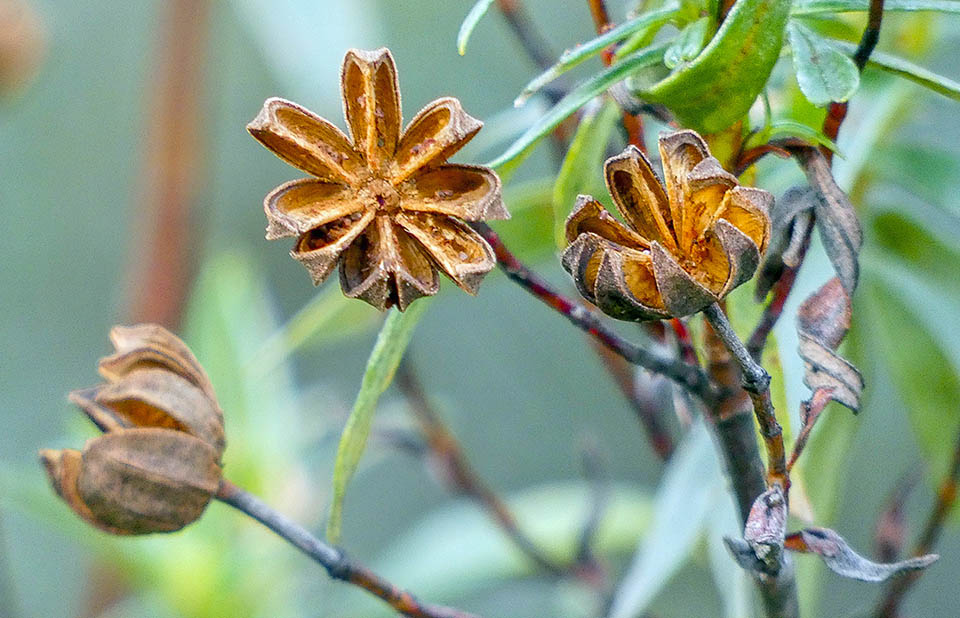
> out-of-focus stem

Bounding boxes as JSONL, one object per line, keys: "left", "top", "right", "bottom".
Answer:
{"left": 394, "top": 361, "right": 564, "bottom": 575}
{"left": 126, "top": 0, "right": 210, "bottom": 328}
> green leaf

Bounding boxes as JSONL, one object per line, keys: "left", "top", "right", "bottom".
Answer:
{"left": 551, "top": 98, "right": 620, "bottom": 246}
{"left": 706, "top": 489, "right": 753, "bottom": 618}
{"left": 787, "top": 21, "right": 860, "bottom": 106}
{"left": 487, "top": 43, "right": 669, "bottom": 173}
{"left": 831, "top": 40, "right": 960, "bottom": 101}
{"left": 457, "top": 0, "right": 496, "bottom": 56}
{"left": 607, "top": 422, "right": 719, "bottom": 618}
{"left": 327, "top": 301, "right": 431, "bottom": 542}
{"left": 862, "top": 263, "right": 960, "bottom": 482}
{"left": 792, "top": 0, "right": 960, "bottom": 15}
{"left": 515, "top": 4, "right": 679, "bottom": 104}
{"left": 639, "top": 0, "right": 793, "bottom": 133}
{"left": 756, "top": 120, "right": 841, "bottom": 153}
{"left": 664, "top": 16, "right": 712, "bottom": 70}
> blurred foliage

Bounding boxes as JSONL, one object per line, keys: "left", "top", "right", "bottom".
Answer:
{"left": 2, "top": 1, "right": 960, "bottom": 617}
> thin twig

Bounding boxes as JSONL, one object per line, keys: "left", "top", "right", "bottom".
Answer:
{"left": 703, "top": 310, "right": 799, "bottom": 618}
{"left": 495, "top": 0, "right": 555, "bottom": 72}
{"left": 874, "top": 470, "right": 920, "bottom": 563}
{"left": 472, "top": 222, "right": 719, "bottom": 404}
{"left": 703, "top": 304, "right": 787, "bottom": 490}
{"left": 575, "top": 440, "right": 610, "bottom": 568}
{"left": 394, "top": 361, "right": 565, "bottom": 575}
{"left": 873, "top": 428, "right": 960, "bottom": 617}
{"left": 215, "top": 480, "right": 480, "bottom": 618}
{"left": 821, "top": 0, "right": 885, "bottom": 160}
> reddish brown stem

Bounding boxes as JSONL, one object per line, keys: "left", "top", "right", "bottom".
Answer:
{"left": 394, "top": 361, "right": 565, "bottom": 574}
{"left": 126, "top": 0, "right": 210, "bottom": 328}
{"left": 669, "top": 318, "right": 700, "bottom": 366}
{"left": 216, "top": 480, "right": 479, "bottom": 618}
{"left": 495, "top": 0, "right": 555, "bottom": 72}
{"left": 821, "top": 0, "right": 885, "bottom": 160}
{"left": 873, "top": 428, "right": 960, "bottom": 617}
{"left": 472, "top": 222, "right": 718, "bottom": 404}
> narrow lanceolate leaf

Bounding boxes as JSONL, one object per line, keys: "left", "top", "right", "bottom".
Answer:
{"left": 785, "top": 527, "right": 939, "bottom": 582}
{"left": 638, "top": 0, "right": 793, "bottom": 133}
{"left": 830, "top": 41, "right": 960, "bottom": 102}
{"left": 792, "top": 0, "right": 960, "bottom": 15}
{"left": 551, "top": 98, "right": 619, "bottom": 246}
{"left": 457, "top": 0, "right": 497, "bottom": 56}
{"left": 796, "top": 278, "right": 863, "bottom": 411}
{"left": 607, "top": 422, "right": 718, "bottom": 618}
{"left": 515, "top": 4, "right": 679, "bottom": 104}
{"left": 488, "top": 43, "right": 668, "bottom": 173}
{"left": 327, "top": 300, "right": 431, "bottom": 542}
{"left": 787, "top": 22, "right": 860, "bottom": 106}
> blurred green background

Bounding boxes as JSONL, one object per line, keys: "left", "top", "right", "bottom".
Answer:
{"left": 2, "top": 1, "right": 959, "bottom": 617}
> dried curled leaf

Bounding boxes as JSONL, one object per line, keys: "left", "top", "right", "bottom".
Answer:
{"left": 797, "top": 278, "right": 863, "bottom": 411}
{"left": 248, "top": 48, "right": 509, "bottom": 311}
{"left": 724, "top": 486, "right": 787, "bottom": 576}
{"left": 563, "top": 131, "right": 771, "bottom": 321}
{"left": 755, "top": 186, "right": 817, "bottom": 300}
{"left": 796, "top": 148, "right": 863, "bottom": 294}
{"left": 41, "top": 325, "right": 226, "bottom": 535}
{"left": 785, "top": 527, "right": 939, "bottom": 582}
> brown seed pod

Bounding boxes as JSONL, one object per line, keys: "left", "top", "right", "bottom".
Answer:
{"left": 248, "top": 48, "right": 509, "bottom": 311}
{"left": 563, "top": 131, "right": 772, "bottom": 321}
{"left": 41, "top": 325, "right": 225, "bottom": 535}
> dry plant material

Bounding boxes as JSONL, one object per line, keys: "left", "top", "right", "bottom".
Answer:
{"left": 248, "top": 48, "right": 509, "bottom": 311}
{"left": 563, "top": 131, "right": 771, "bottom": 320}
{"left": 784, "top": 527, "right": 938, "bottom": 582}
{"left": 40, "top": 325, "right": 224, "bottom": 534}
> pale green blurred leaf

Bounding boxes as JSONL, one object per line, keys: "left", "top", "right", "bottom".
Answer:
{"left": 788, "top": 21, "right": 860, "bottom": 106}
{"left": 254, "top": 284, "right": 382, "bottom": 375}
{"left": 516, "top": 4, "right": 679, "bottom": 104}
{"left": 792, "top": 0, "right": 960, "bottom": 14}
{"left": 358, "top": 481, "right": 652, "bottom": 616}
{"left": 328, "top": 301, "right": 431, "bottom": 542}
{"left": 457, "top": 0, "right": 497, "bottom": 56}
{"left": 608, "top": 422, "right": 719, "bottom": 618}
{"left": 489, "top": 43, "right": 668, "bottom": 173}
{"left": 706, "top": 488, "right": 753, "bottom": 618}
{"left": 551, "top": 98, "right": 619, "bottom": 246}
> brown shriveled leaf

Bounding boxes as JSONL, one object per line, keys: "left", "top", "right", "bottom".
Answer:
{"left": 755, "top": 186, "right": 817, "bottom": 301}
{"left": 785, "top": 527, "right": 939, "bottom": 582}
{"left": 796, "top": 277, "right": 863, "bottom": 411}
{"left": 562, "top": 131, "right": 772, "bottom": 322}
{"left": 796, "top": 148, "right": 863, "bottom": 295}
{"left": 248, "top": 48, "right": 508, "bottom": 311}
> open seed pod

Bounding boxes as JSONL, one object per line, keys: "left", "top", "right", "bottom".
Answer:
{"left": 562, "top": 131, "right": 771, "bottom": 320}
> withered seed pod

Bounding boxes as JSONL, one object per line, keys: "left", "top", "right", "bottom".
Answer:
{"left": 248, "top": 48, "right": 509, "bottom": 311}
{"left": 562, "top": 131, "right": 772, "bottom": 320}
{"left": 40, "top": 324, "right": 224, "bottom": 535}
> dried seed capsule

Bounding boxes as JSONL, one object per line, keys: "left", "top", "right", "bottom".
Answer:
{"left": 563, "top": 131, "right": 772, "bottom": 321}
{"left": 248, "top": 48, "right": 509, "bottom": 311}
{"left": 41, "top": 324, "right": 225, "bottom": 535}
{"left": 41, "top": 429, "right": 221, "bottom": 535}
